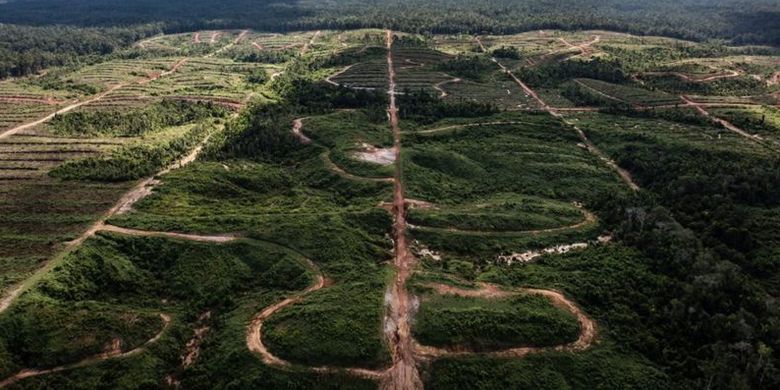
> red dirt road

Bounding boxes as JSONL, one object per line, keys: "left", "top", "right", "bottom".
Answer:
{"left": 681, "top": 95, "right": 762, "bottom": 142}
{"left": 380, "top": 29, "right": 424, "bottom": 390}
{"left": 413, "top": 283, "right": 596, "bottom": 359}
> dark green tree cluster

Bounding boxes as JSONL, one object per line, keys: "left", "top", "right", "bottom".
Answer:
{"left": 49, "top": 100, "right": 226, "bottom": 137}
{"left": 397, "top": 89, "right": 499, "bottom": 123}
{"left": 520, "top": 57, "right": 626, "bottom": 87}
{"left": 435, "top": 55, "right": 494, "bottom": 81}
{"left": 0, "top": 23, "right": 161, "bottom": 79}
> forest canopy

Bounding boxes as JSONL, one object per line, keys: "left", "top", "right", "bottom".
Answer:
{"left": 0, "top": 0, "right": 778, "bottom": 45}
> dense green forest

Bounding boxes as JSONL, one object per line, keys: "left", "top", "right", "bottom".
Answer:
{"left": 1, "top": 0, "right": 779, "bottom": 45}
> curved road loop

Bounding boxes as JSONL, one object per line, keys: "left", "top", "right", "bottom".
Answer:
{"left": 0, "top": 314, "right": 171, "bottom": 388}
{"left": 412, "top": 283, "right": 596, "bottom": 359}
{"left": 245, "top": 254, "right": 385, "bottom": 380}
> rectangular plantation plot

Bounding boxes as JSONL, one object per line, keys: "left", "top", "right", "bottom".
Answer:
{"left": 572, "top": 78, "right": 682, "bottom": 107}
{"left": 328, "top": 59, "right": 389, "bottom": 91}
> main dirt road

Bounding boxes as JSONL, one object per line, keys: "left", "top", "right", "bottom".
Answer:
{"left": 380, "top": 29, "right": 424, "bottom": 390}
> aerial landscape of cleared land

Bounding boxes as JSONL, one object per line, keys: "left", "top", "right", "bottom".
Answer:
{"left": 0, "top": 0, "right": 778, "bottom": 389}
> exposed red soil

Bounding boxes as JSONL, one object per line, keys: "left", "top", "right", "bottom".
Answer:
{"left": 193, "top": 32, "right": 201, "bottom": 44}
{"left": 380, "top": 29, "right": 424, "bottom": 390}
{"left": 251, "top": 42, "right": 264, "bottom": 51}
{"left": 234, "top": 30, "right": 249, "bottom": 44}
{"left": 413, "top": 283, "right": 596, "bottom": 359}
{"left": 209, "top": 32, "right": 221, "bottom": 44}
{"left": 0, "top": 313, "right": 171, "bottom": 388}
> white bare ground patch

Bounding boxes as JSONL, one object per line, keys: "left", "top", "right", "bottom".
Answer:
{"left": 497, "top": 235, "right": 612, "bottom": 265}
{"left": 352, "top": 143, "right": 396, "bottom": 165}
{"left": 405, "top": 199, "right": 437, "bottom": 209}
{"left": 412, "top": 240, "right": 442, "bottom": 261}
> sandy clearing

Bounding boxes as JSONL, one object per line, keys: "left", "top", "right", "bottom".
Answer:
{"left": 413, "top": 283, "right": 596, "bottom": 359}
{"left": 0, "top": 313, "right": 171, "bottom": 388}
{"left": 291, "top": 117, "right": 312, "bottom": 144}
{"left": 321, "top": 150, "right": 394, "bottom": 183}
{"left": 353, "top": 143, "right": 396, "bottom": 165}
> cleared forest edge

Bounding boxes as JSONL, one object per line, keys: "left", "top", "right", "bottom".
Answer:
{"left": 0, "top": 314, "right": 171, "bottom": 388}
{"left": 0, "top": 126, "right": 217, "bottom": 315}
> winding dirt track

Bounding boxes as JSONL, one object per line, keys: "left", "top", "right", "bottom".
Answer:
{"left": 0, "top": 131, "right": 213, "bottom": 314}
{"left": 380, "top": 29, "right": 424, "bottom": 390}
{"left": 0, "top": 314, "right": 171, "bottom": 388}
{"left": 572, "top": 79, "right": 645, "bottom": 109}
{"left": 408, "top": 208, "right": 597, "bottom": 236}
{"left": 193, "top": 32, "right": 201, "bottom": 44}
{"left": 99, "top": 224, "right": 240, "bottom": 243}
{"left": 432, "top": 78, "right": 461, "bottom": 98}
{"left": 481, "top": 39, "right": 640, "bottom": 191}
{"left": 324, "top": 64, "right": 355, "bottom": 87}
{"left": 413, "top": 283, "right": 596, "bottom": 359}
{"left": 642, "top": 69, "right": 741, "bottom": 83}
{"left": 245, "top": 255, "right": 386, "bottom": 380}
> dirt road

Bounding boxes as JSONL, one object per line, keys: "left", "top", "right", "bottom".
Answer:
{"left": 485, "top": 43, "right": 640, "bottom": 191}
{"left": 99, "top": 225, "right": 240, "bottom": 243}
{"left": 432, "top": 78, "right": 461, "bottom": 98}
{"left": 0, "top": 314, "right": 171, "bottom": 388}
{"left": 0, "top": 126, "right": 215, "bottom": 314}
{"left": 681, "top": 95, "right": 762, "bottom": 142}
{"left": 245, "top": 254, "right": 385, "bottom": 380}
{"left": 380, "top": 29, "right": 424, "bottom": 390}
{"left": 193, "top": 32, "right": 201, "bottom": 44}
{"left": 300, "top": 30, "right": 321, "bottom": 55}
{"left": 408, "top": 208, "right": 597, "bottom": 236}
{"left": 642, "top": 69, "right": 740, "bottom": 83}
{"left": 413, "top": 283, "right": 596, "bottom": 359}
